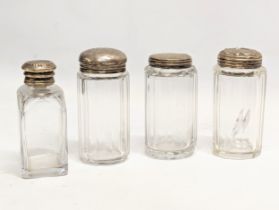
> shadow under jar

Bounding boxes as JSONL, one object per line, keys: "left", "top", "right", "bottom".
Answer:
{"left": 17, "top": 60, "right": 68, "bottom": 178}
{"left": 145, "top": 53, "right": 197, "bottom": 159}
{"left": 78, "top": 48, "right": 130, "bottom": 164}
{"left": 213, "top": 48, "right": 266, "bottom": 159}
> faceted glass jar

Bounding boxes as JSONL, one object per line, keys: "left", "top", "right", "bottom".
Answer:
{"left": 213, "top": 65, "right": 266, "bottom": 159}
{"left": 17, "top": 84, "right": 68, "bottom": 178}
{"left": 145, "top": 65, "right": 197, "bottom": 159}
{"left": 77, "top": 71, "right": 130, "bottom": 164}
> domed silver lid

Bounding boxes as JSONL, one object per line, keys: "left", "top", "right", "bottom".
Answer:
{"left": 79, "top": 48, "right": 127, "bottom": 73}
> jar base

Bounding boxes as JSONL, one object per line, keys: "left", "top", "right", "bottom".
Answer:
{"left": 145, "top": 145, "right": 195, "bottom": 160}
{"left": 21, "top": 165, "right": 68, "bottom": 179}
{"left": 213, "top": 148, "right": 261, "bottom": 160}
{"left": 80, "top": 155, "right": 128, "bottom": 165}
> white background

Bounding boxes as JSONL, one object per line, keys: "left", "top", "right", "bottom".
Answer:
{"left": 1, "top": 0, "right": 279, "bottom": 209}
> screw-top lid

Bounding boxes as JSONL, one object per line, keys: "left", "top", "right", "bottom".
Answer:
{"left": 21, "top": 60, "right": 56, "bottom": 86}
{"left": 149, "top": 53, "right": 192, "bottom": 69}
{"left": 79, "top": 48, "right": 127, "bottom": 73}
{"left": 218, "top": 48, "right": 262, "bottom": 69}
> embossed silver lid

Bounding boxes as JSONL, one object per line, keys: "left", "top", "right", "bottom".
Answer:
{"left": 21, "top": 60, "right": 56, "bottom": 86}
{"left": 149, "top": 53, "right": 192, "bottom": 69}
{"left": 218, "top": 48, "right": 262, "bottom": 69}
{"left": 79, "top": 48, "right": 127, "bottom": 73}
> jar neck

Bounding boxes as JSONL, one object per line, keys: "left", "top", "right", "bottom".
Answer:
{"left": 79, "top": 71, "right": 128, "bottom": 79}
{"left": 215, "top": 64, "right": 265, "bottom": 77}
{"left": 145, "top": 65, "right": 196, "bottom": 77}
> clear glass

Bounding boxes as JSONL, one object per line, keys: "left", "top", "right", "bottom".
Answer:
{"left": 77, "top": 71, "right": 130, "bottom": 164}
{"left": 213, "top": 65, "right": 266, "bottom": 159}
{"left": 145, "top": 66, "right": 197, "bottom": 159}
{"left": 17, "top": 84, "right": 68, "bottom": 178}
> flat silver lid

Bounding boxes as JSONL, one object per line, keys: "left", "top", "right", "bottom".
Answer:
{"left": 149, "top": 53, "right": 192, "bottom": 69}
{"left": 218, "top": 48, "right": 262, "bottom": 69}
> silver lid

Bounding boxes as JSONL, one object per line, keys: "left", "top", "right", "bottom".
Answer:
{"left": 149, "top": 53, "right": 192, "bottom": 69}
{"left": 21, "top": 60, "right": 56, "bottom": 86}
{"left": 79, "top": 48, "right": 127, "bottom": 73}
{"left": 218, "top": 48, "right": 262, "bottom": 69}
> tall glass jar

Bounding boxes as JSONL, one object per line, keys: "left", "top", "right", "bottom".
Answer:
{"left": 17, "top": 60, "right": 68, "bottom": 178}
{"left": 145, "top": 53, "right": 197, "bottom": 159}
{"left": 78, "top": 48, "right": 130, "bottom": 164}
{"left": 213, "top": 48, "right": 266, "bottom": 159}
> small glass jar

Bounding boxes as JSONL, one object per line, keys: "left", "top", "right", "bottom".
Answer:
{"left": 145, "top": 53, "right": 197, "bottom": 159}
{"left": 213, "top": 48, "right": 266, "bottom": 159}
{"left": 78, "top": 48, "right": 130, "bottom": 164}
{"left": 17, "top": 60, "right": 68, "bottom": 178}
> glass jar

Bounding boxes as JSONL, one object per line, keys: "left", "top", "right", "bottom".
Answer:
{"left": 78, "top": 48, "right": 130, "bottom": 164}
{"left": 17, "top": 60, "right": 68, "bottom": 178}
{"left": 213, "top": 48, "right": 266, "bottom": 159}
{"left": 145, "top": 53, "right": 197, "bottom": 159}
